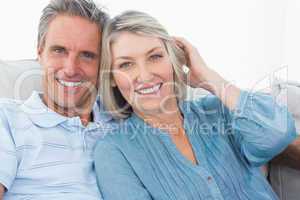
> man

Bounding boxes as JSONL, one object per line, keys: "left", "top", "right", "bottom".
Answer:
{"left": 0, "top": 0, "right": 112, "bottom": 199}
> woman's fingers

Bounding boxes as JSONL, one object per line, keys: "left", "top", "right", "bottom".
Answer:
{"left": 173, "top": 36, "right": 194, "bottom": 51}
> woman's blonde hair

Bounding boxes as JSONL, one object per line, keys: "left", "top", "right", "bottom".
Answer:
{"left": 100, "top": 10, "right": 187, "bottom": 119}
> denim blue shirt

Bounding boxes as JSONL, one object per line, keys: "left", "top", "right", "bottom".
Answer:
{"left": 94, "top": 91, "right": 297, "bottom": 200}
{"left": 0, "top": 91, "right": 115, "bottom": 200}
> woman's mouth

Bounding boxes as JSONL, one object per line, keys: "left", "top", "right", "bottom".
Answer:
{"left": 135, "top": 83, "right": 162, "bottom": 95}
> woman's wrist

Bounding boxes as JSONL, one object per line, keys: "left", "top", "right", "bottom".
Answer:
{"left": 194, "top": 68, "right": 241, "bottom": 110}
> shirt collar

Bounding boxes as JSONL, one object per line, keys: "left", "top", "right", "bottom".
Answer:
{"left": 20, "top": 91, "right": 113, "bottom": 128}
{"left": 93, "top": 96, "right": 113, "bottom": 123}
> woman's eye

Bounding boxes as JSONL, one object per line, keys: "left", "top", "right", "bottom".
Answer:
{"left": 149, "top": 54, "right": 163, "bottom": 61}
{"left": 119, "top": 62, "right": 133, "bottom": 69}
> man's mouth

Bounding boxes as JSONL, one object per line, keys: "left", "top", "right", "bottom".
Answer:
{"left": 135, "top": 83, "right": 162, "bottom": 95}
{"left": 56, "top": 79, "right": 84, "bottom": 87}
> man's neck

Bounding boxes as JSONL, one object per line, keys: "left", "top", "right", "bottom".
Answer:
{"left": 54, "top": 105, "right": 94, "bottom": 126}
{"left": 42, "top": 95, "right": 96, "bottom": 126}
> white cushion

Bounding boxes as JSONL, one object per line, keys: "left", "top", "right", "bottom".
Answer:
{"left": 0, "top": 59, "right": 42, "bottom": 99}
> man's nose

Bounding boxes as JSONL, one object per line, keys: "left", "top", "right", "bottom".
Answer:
{"left": 64, "top": 54, "right": 78, "bottom": 77}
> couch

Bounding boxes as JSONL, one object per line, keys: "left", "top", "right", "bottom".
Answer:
{"left": 268, "top": 80, "right": 300, "bottom": 200}
{"left": 0, "top": 59, "right": 299, "bottom": 200}
{"left": 0, "top": 59, "right": 42, "bottom": 99}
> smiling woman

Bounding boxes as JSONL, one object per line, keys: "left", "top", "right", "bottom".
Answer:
{"left": 100, "top": 17, "right": 186, "bottom": 118}
{"left": 93, "top": 10, "right": 296, "bottom": 200}
{"left": 112, "top": 33, "right": 183, "bottom": 114}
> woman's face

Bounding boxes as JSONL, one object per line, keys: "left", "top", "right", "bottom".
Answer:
{"left": 110, "top": 31, "right": 177, "bottom": 114}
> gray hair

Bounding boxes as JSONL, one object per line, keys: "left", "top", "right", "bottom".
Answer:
{"left": 38, "top": 0, "right": 109, "bottom": 48}
{"left": 100, "top": 10, "right": 187, "bottom": 119}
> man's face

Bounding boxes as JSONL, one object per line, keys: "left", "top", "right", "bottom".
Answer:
{"left": 38, "top": 15, "right": 101, "bottom": 115}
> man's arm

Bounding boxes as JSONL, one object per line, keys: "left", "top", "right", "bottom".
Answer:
{"left": 0, "top": 183, "right": 5, "bottom": 200}
{"left": 271, "top": 136, "right": 300, "bottom": 170}
{"left": 0, "top": 108, "right": 18, "bottom": 197}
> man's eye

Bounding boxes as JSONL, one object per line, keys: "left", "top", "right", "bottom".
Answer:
{"left": 119, "top": 62, "right": 133, "bottom": 69}
{"left": 81, "top": 52, "right": 96, "bottom": 60}
{"left": 149, "top": 54, "right": 163, "bottom": 61}
{"left": 52, "top": 47, "right": 66, "bottom": 54}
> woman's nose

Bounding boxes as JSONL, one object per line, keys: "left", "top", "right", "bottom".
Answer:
{"left": 137, "top": 64, "right": 153, "bottom": 82}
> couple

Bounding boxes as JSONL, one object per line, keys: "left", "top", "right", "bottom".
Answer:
{"left": 0, "top": 0, "right": 296, "bottom": 200}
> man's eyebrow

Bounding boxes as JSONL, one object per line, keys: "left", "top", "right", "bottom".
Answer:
{"left": 49, "top": 45, "right": 65, "bottom": 49}
{"left": 49, "top": 45, "right": 99, "bottom": 55}
{"left": 114, "top": 46, "right": 163, "bottom": 60}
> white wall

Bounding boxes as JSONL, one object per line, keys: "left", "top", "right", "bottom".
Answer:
{"left": 0, "top": 0, "right": 298, "bottom": 89}
{"left": 282, "top": 0, "right": 300, "bottom": 82}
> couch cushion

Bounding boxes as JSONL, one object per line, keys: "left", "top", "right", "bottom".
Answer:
{"left": 0, "top": 59, "right": 42, "bottom": 99}
{"left": 269, "top": 80, "right": 300, "bottom": 200}
{"left": 272, "top": 80, "right": 300, "bottom": 133}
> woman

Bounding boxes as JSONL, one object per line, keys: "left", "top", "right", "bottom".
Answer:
{"left": 94, "top": 10, "right": 296, "bottom": 200}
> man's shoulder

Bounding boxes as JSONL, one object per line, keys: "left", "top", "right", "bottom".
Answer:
{"left": 0, "top": 97, "right": 32, "bottom": 127}
{"left": 0, "top": 98, "right": 24, "bottom": 114}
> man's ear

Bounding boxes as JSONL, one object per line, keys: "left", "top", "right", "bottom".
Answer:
{"left": 37, "top": 45, "right": 44, "bottom": 63}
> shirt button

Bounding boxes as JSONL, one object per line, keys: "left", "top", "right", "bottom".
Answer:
{"left": 236, "top": 108, "right": 242, "bottom": 115}
{"left": 212, "top": 126, "right": 217, "bottom": 132}
{"left": 207, "top": 176, "right": 212, "bottom": 181}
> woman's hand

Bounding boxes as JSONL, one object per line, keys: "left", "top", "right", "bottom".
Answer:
{"left": 174, "top": 37, "right": 241, "bottom": 110}
{"left": 174, "top": 37, "right": 223, "bottom": 92}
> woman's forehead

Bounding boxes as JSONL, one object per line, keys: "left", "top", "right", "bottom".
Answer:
{"left": 111, "top": 32, "right": 165, "bottom": 57}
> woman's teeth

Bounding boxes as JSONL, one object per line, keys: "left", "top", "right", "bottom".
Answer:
{"left": 136, "top": 84, "right": 162, "bottom": 94}
{"left": 58, "top": 79, "right": 83, "bottom": 87}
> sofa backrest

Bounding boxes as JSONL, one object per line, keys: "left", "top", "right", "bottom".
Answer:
{"left": 271, "top": 81, "right": 300, "bottom": 133}
{"left": 0, "top": 59, "right": 42, "bottom": 99}
{"left": 269, "top": 80, "right": 300, "bottom": 200}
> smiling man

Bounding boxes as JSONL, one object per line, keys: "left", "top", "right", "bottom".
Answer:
{"left": 0, "top": 0, "right": 112, "bottom": 199}
{"left": 39, "top": 14, "right": 101, "bottom": 125}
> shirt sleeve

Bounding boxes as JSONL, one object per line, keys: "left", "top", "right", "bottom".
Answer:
{"left": 94, "top": 139, "right": 153, "bottom": 200}
{"left": 228, "top": 91, "right": 297, "bottom": 167}
{"left": 0, "top": 108, "right": 18, "bottom": 190}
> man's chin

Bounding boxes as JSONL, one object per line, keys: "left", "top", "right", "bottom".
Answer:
{"left": 56, "top": 98, "right": 82, "bottom": 108}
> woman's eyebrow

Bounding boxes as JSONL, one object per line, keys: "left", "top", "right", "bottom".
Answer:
{"left": 114, "top": 46, "right": 163, "bottom": 61}
{"left": 146, "top": 46, "right": 163, "bottom": 55}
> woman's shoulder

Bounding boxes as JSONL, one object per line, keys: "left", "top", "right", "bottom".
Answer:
{"left": 182, "top": 94, "right": 227, "bottom": 116}
{"left": 94, "top": 116, "right": 141, "bottom": 153}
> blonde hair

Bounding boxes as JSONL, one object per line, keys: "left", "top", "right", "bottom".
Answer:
{"left": 100, "top": 10, "right": 187, "bottom": 119}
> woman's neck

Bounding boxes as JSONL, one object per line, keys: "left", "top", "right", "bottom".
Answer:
{"left": 134, "top": 103, "right": 184, "bottom": 134}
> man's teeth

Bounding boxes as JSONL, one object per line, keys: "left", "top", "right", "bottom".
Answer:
{"left": 58, "top": 80, "right": 83, "bottom": 87}
{"left": 137, "top": 84, "right": 161, "bottom": 94}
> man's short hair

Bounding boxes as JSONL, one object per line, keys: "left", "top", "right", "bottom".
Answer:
{"left": 38, "top": 0, "right": 109, "bottom": 48}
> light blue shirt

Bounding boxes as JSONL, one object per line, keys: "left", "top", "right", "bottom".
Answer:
{"left": 94, "top": 91, "right": 297, "bottom": 200}
{"left": 0, "top": 91, "right": 115, "bottom": 200}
